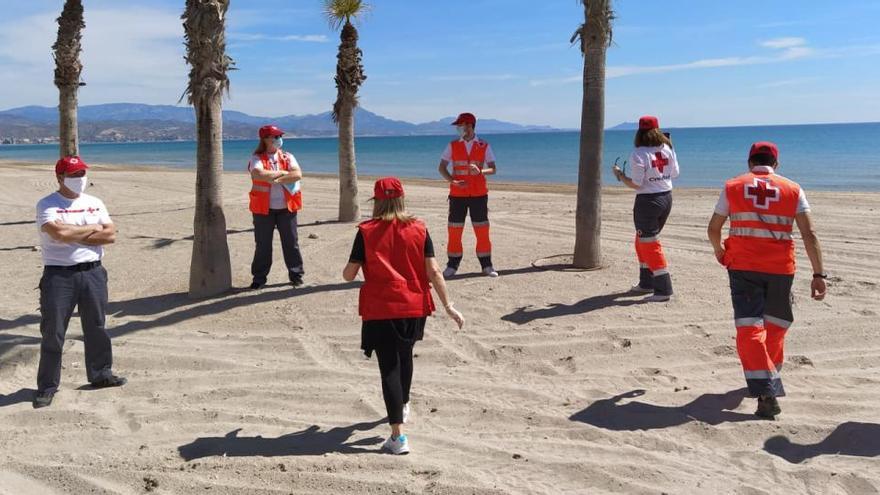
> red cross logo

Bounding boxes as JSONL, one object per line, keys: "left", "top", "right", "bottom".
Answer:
{"left": 87, "top": 207, "right": 95, "bottom": 213}
{"left": 651, "top": 152, "right": 669, "bottom": 174}
{"left": 745, "top": 178, "right": 780, "bottom": 209}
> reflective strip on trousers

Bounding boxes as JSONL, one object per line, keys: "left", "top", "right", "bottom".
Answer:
{"left": 765, "top": 314, "right": 793, "bottom": 329}
{"left": 448, "top": 222, "right": 465, "bottom": 228}
{"left": 447, "top": 252, "right": 463, "bottom": 257}
{"left": 640, "top": 263, "right": 649, "bottom": 269}
{"left": 476, "top": 252, "right": 491, "bottom": 257}
{"left": 252, "top": 185, "right": 271, "bottom": 192}
{"left": 473, "top": 221, "right": 490, "bottom": 227}
{"left": 729, "top": 212, "right": 795, "bottom": 225}
{"left": 729, "top": 227, "right": 792, "bottom": 241}
{"left": 638, "top": 236, "right": 659, "bottom": 243}
{"left": 652, "top": 268, "right": 669, "bottom": 276}
{"left": 744, "top": 369, "right": 781, "bottom": 380}
{"left": 735, "top": 317, "right": 764, "bottom": 327}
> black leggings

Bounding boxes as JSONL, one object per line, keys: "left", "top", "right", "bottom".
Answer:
{"left": 375, "top": 339, "right": 414, "bottom": 425}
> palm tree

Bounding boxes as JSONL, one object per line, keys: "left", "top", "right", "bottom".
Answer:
{"left": 181, "top": 0, "right": 233, "bottom": 298}
{"left": 571, "top": 0, "right": 614, "bottom": 269}
{"left": 53, "top": 0, "right": 85, "bottom": 158}
{"left": 324, "top": 0, "right": 369, "bottom": 222}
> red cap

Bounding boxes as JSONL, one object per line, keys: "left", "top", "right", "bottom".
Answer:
{"left": 638, "top": 115, "right": 659, "bottom": 130}
{"left": 258, "top": 125, "right": 284, "bottom": 139}
{"left": 373, "top": 177, "right": 405, "bottom": 200}
{"left": 749, "top": 141, "right": 779, "bottom": 160}
{"left": 451, "top": 112, "right": 477, "bottom": 127}
{"left": 55, "top": 155, "right": 89, "bottom": 175}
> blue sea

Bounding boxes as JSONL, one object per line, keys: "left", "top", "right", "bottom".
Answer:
{"left": 2, "top": 122, "right": 878, "bottom": 190}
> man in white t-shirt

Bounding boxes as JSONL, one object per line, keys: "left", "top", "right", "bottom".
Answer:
{"left": 33, "top": 156, "right": 126, "bottom": 408}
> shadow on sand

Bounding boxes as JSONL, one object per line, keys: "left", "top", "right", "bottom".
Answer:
{"left": 764, "top": 422, "right": 880, "bottom": 463}
{"left": 177, "top": 420, "right": 386, "bottom": 460}
{"left": 569, "top": 389, "right": 756, "bottom": 431}
{"left": 502, "top": 291, "right": 650, "bottom": 325}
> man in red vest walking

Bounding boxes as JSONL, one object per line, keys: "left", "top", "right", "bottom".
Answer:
{"left": 707, "top": 142, "right": 827, "bottom": 419}
{"left": 438, "top": 112, "right": 498, "bottom": 278}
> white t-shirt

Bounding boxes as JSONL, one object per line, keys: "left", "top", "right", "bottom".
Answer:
{"left": 36, "top": 192, "right": 112, "bottom": 266}
{"left": 629, "top": 144, "right": 679, "bottom": 194}
{"left": 714, "top": 166, "right": 810, "bottom": 216}
{"left": 441, "top": 136, "right": 497, "bottom": 163}
{"left": 247, "top": 151, "right": 301, "bottom": 210}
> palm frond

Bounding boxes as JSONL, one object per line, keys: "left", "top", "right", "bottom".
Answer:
{"left": 53, "top": 0, "right": 85, "bottom": 88}
{"left": 180, "top": 0, "right": 234, "bottom": 105}
{"left": 322, "top": 0, "right": 371, "bottom": 31}
{"left": 571, "top": 0, "right": 614, "bottom": 55}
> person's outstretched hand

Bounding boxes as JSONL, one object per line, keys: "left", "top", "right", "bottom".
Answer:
{"left": 811, "top": 277, "right": 827, "bottom": 301}
{"left": 445, "top": 304, "right": 465, "bottom": 329}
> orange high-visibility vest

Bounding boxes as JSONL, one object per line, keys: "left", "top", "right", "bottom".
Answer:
{"left": 358, "top": 218, "right": 436, "bottom": 321}
{"left": 449, "top": 139, "right": 489, "bottom": 197}
{"left": 248, "top": 151, "right": 302, "bottom": 215}
{"left": 723, "top": 170, "right": 800, "bottom": 275}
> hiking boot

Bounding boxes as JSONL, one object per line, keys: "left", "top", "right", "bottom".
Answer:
{"left": 755, "top": 395, "right": 781, "bottom": 419}
{"left": 630, "top": 284, "right": 653, "bottom": 294}
{"left": 33, "top": 390, "right": 55, "bottom": 409}
{"left": 442, "top": 267, "right": 457, "bottom": 279}
{"left": 249, "top": 281, "right": 265, "bottom": 290}
{"left": 92, "top": 375, "right": 127, "bottom": 389}
{"left": 291, "top": 277, "right": 304, "bottom": 288}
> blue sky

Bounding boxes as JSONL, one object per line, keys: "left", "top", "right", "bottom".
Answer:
{"left": 1, "top": 0, "right": 879, "bottom": 128}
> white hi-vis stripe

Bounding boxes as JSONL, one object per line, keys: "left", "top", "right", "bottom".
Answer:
{"left": 473, "top": 221, "right": 490, "bottom": 227}
{"left": 735, "top": 317, "right": 764, "bottom": 327}
{"left": 476, "top": 252, "right": 491, "bottom": 257}
{"left": 252, "top": 185, "right": 271, "bottom": 192}
{"left": 638, "top": 236, "right": 659, "bottom": 243}
{"left": 730, "top": 212, "right": 794, "bottom": 225}
{"left": 653, "top": 268, "right": 669, "bottom": 276}
{"left": 640, "top": 263, "right": 649, "bottom": 269}
{"left": 448, "top": 222, "right": 465, "bottom": 228}
{"left": 765, "top": 315, "right": 793, "bottom": 329}
{"left": 744, "top": 369, "right": 781, "bottom": 380}
{"left": 447, "top": 252, "right": 463, "bottom": 257}
{"left": 729, "top": 227, "right": 792, "bottom": 241}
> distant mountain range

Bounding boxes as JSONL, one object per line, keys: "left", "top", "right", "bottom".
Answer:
{"left": 0, "top": 103, "right": 564, "bottom": 144}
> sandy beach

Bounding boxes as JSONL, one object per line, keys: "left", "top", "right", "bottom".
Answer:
{"left": 0, "top": 160, "right": 878, "bottom": 494}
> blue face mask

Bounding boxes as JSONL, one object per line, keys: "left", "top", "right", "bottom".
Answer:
{"left": 273, "top": 137, "right": 283, "bottom": 149}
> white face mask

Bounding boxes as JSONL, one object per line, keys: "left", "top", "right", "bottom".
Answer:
{"left": 63, "top": 176, "right": 88, "bottom": 194}
{"left": 456, "top": 126, "right": 466, "bottom": 138}
{"left": 273, "top": 137, "right": 284, "bottom": 149}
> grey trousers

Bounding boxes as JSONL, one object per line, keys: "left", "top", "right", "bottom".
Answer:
{"left": 37, "top": 264, "right": 113, "bottom": 394}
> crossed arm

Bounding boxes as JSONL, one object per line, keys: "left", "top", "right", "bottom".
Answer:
{"left": 250, "top": 163, "right": 302, "bottom": 184}
{"left": 438, "top": 160, "right": 497, "bottom": 186}
{"left": 42, "top": 220, "right": 117, "bottom": 245}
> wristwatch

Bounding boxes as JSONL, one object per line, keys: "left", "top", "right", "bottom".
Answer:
{"left": 812, "top": 273, "right": 828, "bottom": 279}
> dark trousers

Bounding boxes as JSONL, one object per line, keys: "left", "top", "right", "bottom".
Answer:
{"left": 37, "top": 265, "right": 113, "bottom": 394}
{"left": 447, "top": 195, "right": 492, "bottom": 269}
{"left": 633, "top": 191, "right": 673, "bottom": 295}
{"left": 375, "top": 339, "right": 415, "bottom": 425}
{"left": 251, "top": 209, "right": 304, "bottom": 284}
{"left": 729, "top": 270, "right": 794, "bottom": 398}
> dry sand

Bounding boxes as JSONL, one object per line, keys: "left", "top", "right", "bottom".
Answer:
{"left": 0, "top": 160, "right": 878, "bottom": 494}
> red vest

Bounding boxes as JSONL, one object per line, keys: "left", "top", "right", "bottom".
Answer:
{"left": 723, "top": 170, "right": 800, "bottom": 275}
{"left": 249, "top": 151, "right": 302, "bottom": 215}
{"left": 449, "top": 139, "right": 489, "bottom": 197}
{"left": 358, "top": 219, "right": 436, "bottom": 321}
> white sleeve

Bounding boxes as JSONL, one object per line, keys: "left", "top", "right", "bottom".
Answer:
{"left": 714, "top": 189, "right": 729, "bottom": 216}
{"left": 440, "top": 143, "right": 453, "bottom": 162}
{"left": 97, "top": 199, "right": 112, "bottom": 224}
{"left": 36, "top": 201, "right": 57, "bottom": 227}
{"left": 485, "top": 144, "right": 496, "bottom": 163}
{"left": 286, "top": 152, "right": 301, "bottom": 170}
{"left": 248, "top": 155, "right": 263, "bottom": 172}
{"left": 629, "top": 150, "right": 646, "bottom": 187}
{"left": 669, "top": 147, "right": 680, "bottom": 179}
{"left": 797, "top": 188, "right": 810, "bottom": 213}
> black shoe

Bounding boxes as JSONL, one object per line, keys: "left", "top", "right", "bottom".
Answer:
{"left": 33, "top": 390, "right": 55, "bottom": 409}
{"left": 249, "top": 281, "right": 265, "bottom": 290}
{"left": 755, "top": 395, "right": 781, "bottom": 419}
{"left": 290, "top": 277, "right": 304, "bottom": 288}
{"left": 92, "top": 375, "right": 127, "bottom": 389}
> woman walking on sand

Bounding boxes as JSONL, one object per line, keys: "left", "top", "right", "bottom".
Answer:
{"left": 613, "top": 115, "right": 680, "bottom": 301}
{"left": 342, "top": 177, "right": 465, "bottom": 455}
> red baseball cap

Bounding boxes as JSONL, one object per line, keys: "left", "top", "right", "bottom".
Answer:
{"left": 373, "top": 177, "right": 405, "bottom": 200}
{"left": 451, "top": 112, "right": 477, "bottom": 127}
{"left": 638, "top": 115, "right": 659, "bottom": 130}
{"left": 55, "top": 155, "right": 89, "bottom": 175}
{"left": 749, "top": 141, "right": 779, "bottom": 160}
{"left": 258, "top": 125, "right": 284, "bottom": 139}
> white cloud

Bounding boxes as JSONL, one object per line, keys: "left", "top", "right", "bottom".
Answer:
{"left": 760, "top": 37, "right": 807, "bottom": 49}
{"left": 229, "top": 33, "right": 329, "bottom": 43}
{"left": 428, "top": 74, "right": 520, "bottom": 82}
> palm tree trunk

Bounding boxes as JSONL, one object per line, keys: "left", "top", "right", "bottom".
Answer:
{"left": 573, "top": 0, "right": 610, "bottom": 269}
{"left": 337, "top": 102, "right": 359, "bottom": 222}
{"left": 53, "top": 0, "right": 84, "bottom": 158}
{"left": 183, "top": 0, "right": 232, "bottom": 298}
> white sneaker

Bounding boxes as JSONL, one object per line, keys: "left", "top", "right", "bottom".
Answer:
{"left": 644, "top": 294, "right": 671, "bottom": 302}
{"left": 630, "top": 284, "right": 653, "bottom": 294}
{"left": 402, "top": 403, "right": 411, "bottom": 424}
{"left": 382, "top": 434, "right": 410, "bottom": 455}
{"left": 442, "top": 267, "right": 457, "bottom": 279}
{"left": 482, "top": 266, "right": 499, "bottom": 277}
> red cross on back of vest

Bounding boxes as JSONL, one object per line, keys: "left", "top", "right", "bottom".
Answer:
{"left": 745, "top": 178, "right": 780, "bottom": 209}
{"left": 651, "top": 152, "right": 669, "bottom": 174}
